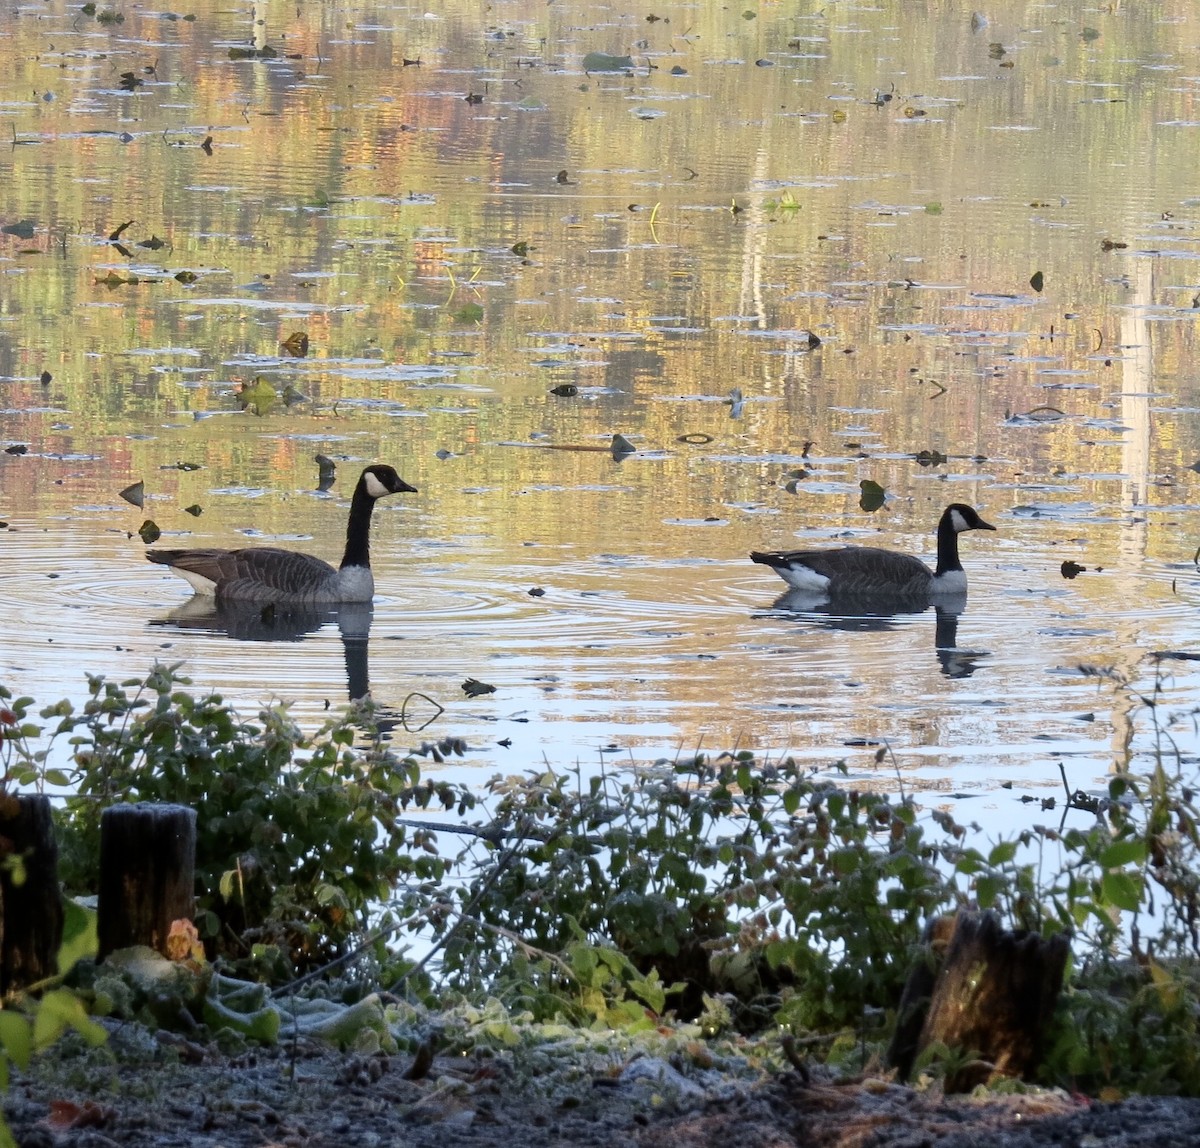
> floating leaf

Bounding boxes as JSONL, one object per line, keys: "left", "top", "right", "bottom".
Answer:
{"left": 550, "top": 384, "right": 578, "bottom": 397}
{"left": 914, "top": 449, "right": 947, "bottom": 468}
{"left": 40, "top": 370, "right": 52, "bottom": 385}
{"left": 582, "top": 51, "right": 635, "bottom": 72}
{"left": 1030, "top": 270, "right": 1044, "bottom": 293}
{"left": 464, "top": 91, "right": 483, "bottom": 105}
{"left": 1061, "top": 560, "right": 1085, "bottom": 580}
{"left": 174, "top": 270, "right": 198, "bottom": 284}
{"left": 138, "top": 233, "right": 167, "bottom": 248}
{"left": 281, "top": 384, "right": 307, "bottom": 407}
{"left": 118, "top": 480, "right": 144, "bottom": 508}
{"left": 138, "top": 520, "right": 161, "bottom": 544}
{"left": 611, "top": 434, "right": 637, "bottom": 458}
{"left": 453, "top": 302, "right": 484, "bottom": 324}
{"left": 200, "top": 135, "right": 213, "bottom": 155}
{"left": 118, "top": 71, "right": 142, "bottom": 91}
{"left": 4, "top": 444, "right": 28, "bottom": 455}
{"left": 280, "top": 331, "right": 309, "bottom": 357}
{"left": 510, "top": 241, "right": 529, "bottom": 257}
{"left": 237, "top": 376, "right": 276, "bottom": 415}
{"left": 859, "top": 479, "right": 886, "bottom": 512}
{"left": 1100, "top": 238, "right": 1127, "bottom": 251}
{"left": 108, "top": 220, "right": 134, "bottom": 241}
{"left": 677, "top": 433, "right": 712, "bottom": 445}
{"left": 228, "top": 44, "right": 277, "bottom": 59}
{"left": 527, "top": 587, "right": 545, "bottom": 597}
{"left": 183, "top": 504, "right": 202, "bottom": 517}
{"left": 462, "top": 678, "right": 496, "bottom": 698}
{"left": 1, "top": 220, "right": 37, "bottom": 239}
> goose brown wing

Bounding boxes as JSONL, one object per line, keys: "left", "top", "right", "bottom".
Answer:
{"left": 146, "top": 547, "right": 337, "bottom": 599}
{"left": 756, "top": 545, "right": 933, "bottom": 596}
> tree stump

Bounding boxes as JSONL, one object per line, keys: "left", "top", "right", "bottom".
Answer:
{"left": 0, "top": 793, "right": 64, "bottom": 994}
{"left": 98, "top": 803, "right": 197, "bottom": 960}
{"left": 887, "top": 910, "right": 1070, "bottom": 1091}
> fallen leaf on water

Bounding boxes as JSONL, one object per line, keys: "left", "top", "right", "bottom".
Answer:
{"left": 582, "top": 51, "right": 635, "bottom": 72}
{"left": 1061, "top": 560, "right": 1085, "bottom": 580}
{"left": 183, "top": 504, "right": 202, "bottom": 517}
{"left": 280, "top": 331, "right": 309, "bottom": 357}
{"left": 4, "top": 444, "right": 28, "bottom": 455}
{"left": 118, "top": 481, "right": 144, "bottom": 508}
{"left": 40, "top": 370, "right": 52, "bottom": 385}
{"left": 550, "top": 384, "right": 578, "bottom": 397}
{"left": 462, "top": 678, "right": 496, "bottom": 698}
{"left": 611, "top": 433, "right": 637, "bottom": 458}
{"left": 174, "top": 270, "right": 198, "bottom": 284}
{"left": 138, "top": 520, "right": 161, "bottom": 544}
{"left": 237, "top": 376, "right": 276, "bottom": 415}
{"left": 1030, "top": 270, "right": 1044, "bottom": 293}
{"left": 108, "top": 220, "right": 135, "bottom": 241}
{"left": 528, "top": 587, "right": 546, "bottom": 597}
{"left": 859, "top": 479, "right": 886, "bottom": 513}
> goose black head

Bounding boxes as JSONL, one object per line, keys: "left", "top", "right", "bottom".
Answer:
{"left": 944, "top": 504, "right": 996, "bottom": 534}
{"left": 361, "top": 464, "right": 418, "bottom": 499}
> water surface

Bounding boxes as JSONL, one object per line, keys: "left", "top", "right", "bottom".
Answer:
{"left": 3, "top": 0, "right": 1200, "bottom": 833}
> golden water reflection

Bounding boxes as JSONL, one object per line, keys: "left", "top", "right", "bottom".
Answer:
{"left": 3, "top": 0, "right": 1200, "bottom": 821}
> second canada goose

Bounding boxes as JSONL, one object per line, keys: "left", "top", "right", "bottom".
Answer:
{"left": 146, "top": 463, "right": 416, "bottom": 604}
{"left": 750, "top": 503, "right": 996, "bottom": 598}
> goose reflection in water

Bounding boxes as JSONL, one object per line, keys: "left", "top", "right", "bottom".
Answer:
{"left": 151, "top": 598, "right": 376, "bottom": 703}
{"left": 766, "top": 590, "right": 990, "bottom": 679}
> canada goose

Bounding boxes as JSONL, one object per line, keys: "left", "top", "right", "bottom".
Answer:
{"left": 146, "top": 464, "right": 416, "bottom": 604}
{"left": 750, "top": 503, "right": 996, "bottom": 598}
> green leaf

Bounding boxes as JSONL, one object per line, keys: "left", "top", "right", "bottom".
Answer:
{"left": 988, "top": 840, "right": 1018, "bottom": 865}
{"left": 975, "top": 874, "right": 1003, "bottom": 908}
{"left": 56, "top": 900, "right": 98, "bottom": 975}
{"left": 1100, "top": 839, "right": 1147, "bottom": 869}
{"left": 1100, "top": 871, "right": 1143, "bottom": 913}
{"left": 0, "top": 1011, "right": 32, "bottom": 1070}
{"left": 31, "top": 989, "right": 106, "bottom": 1051}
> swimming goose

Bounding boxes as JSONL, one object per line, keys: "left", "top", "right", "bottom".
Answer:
{"left": 750, "top": 503, "right": 996, "bottom": 598}
{"left": 146, "top": 463, "right": 416, "bottom": 604}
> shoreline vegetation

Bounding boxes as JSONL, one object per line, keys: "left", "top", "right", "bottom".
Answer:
{"left": 3, "top": 663, "right": 1200, "bottom": 1146}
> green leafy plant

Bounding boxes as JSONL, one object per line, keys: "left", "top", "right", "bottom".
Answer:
{"left": 28, "top": 666, "right": 474, "bottom": 971}
{"left": 0, "top": 902, "right": 104, "bottom": 1148}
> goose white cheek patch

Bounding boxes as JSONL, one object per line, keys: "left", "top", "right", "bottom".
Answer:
{"left": 363, "top": 471, "right": 391, "bottom": 499}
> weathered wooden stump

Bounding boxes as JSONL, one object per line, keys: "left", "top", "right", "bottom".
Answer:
{"left": 98, "top": 803, "right": 196, "bottom": 960}
{"left": 887, "top": 910, "right": 1070, "bottom": 1091}
{"left": 0, "top": 793, "right": 64, "bottom": 993}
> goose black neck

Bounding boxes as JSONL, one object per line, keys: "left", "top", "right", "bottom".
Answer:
{"left": 934, "top": 515, "right": 963, "bottom": 576}
{"left": 339, "top": 484, "right": 377, "bottom": 570}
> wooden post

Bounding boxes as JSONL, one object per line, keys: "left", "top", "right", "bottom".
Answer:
{"left": 888, "top": 910, "right": 1070, "bottom": 1091}
{"left": 0, "top": 794, "right": 64, "bottom": 994}
{"left": 98, "top": 803, "right": 196, "bottom": 960}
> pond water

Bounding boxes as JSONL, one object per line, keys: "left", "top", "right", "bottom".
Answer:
{"left": 3, "top": 0, "right": 1200, "bottom": 833}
